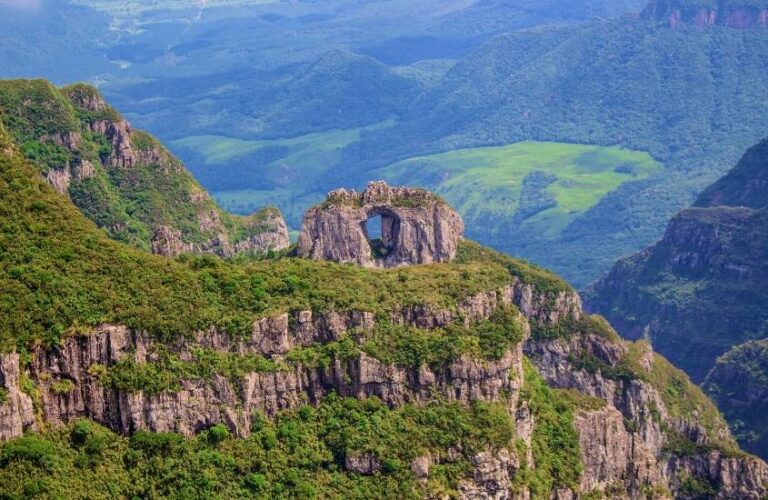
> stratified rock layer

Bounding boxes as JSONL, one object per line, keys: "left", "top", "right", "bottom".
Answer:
{"left": 297, "top": 181, "right": 464, "bottom": 268}
{"left": 1, "top": 276, "right": 765, "bottom": 498}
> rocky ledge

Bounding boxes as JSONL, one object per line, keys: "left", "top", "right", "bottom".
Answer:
{"left": 1, "top": 272, "right": 765, "bottom": 498}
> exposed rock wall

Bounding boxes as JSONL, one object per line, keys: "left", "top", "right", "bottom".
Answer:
{"left": 0, "top": 354, "right": 35, "bottom": 441}
{"left": 1, "top": 278, "right": 765, "bottom": 497}
{"left": 644, "top": 2, "right": 768, "bottom": 29}
{"left": 525, "top": 333, "right": 768, "bottom": 499}
{"left": 297, "top": 181, "right": 464, "bottom": 268}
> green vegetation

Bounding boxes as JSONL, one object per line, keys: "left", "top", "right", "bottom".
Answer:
{"left": 0, "top": 118, "right": 574, "bottom": 353}
{"left": 362, "top": 306, "right": 525, "bottom": 369}
{"left": 703, "top": 339, "right": 768, "bottom": 459}
{"left": 373, "top": 141, "right": 661, "bottom": 243}
{"left": 0, "top": 360, "right": 595, "bottom": 499}
{"left": 101, "top": 306, "right": 525, "bottom": 395}
{"left": 102, "top": 349, "right": 281, "bottom": 394}
{"left": 0, "top": 79, "right": 285, "bottom": 255}
{"left": 0, "top": 396, "right": 515, "bottom": 499}
{"left": 530, "top": 314, "right": 620, "bottom": 342}
{"left": 555, "top": 388, "right": 607, "bottom": 412}
{"left": 514, "top": 360, "right": 583, "bottom": 495}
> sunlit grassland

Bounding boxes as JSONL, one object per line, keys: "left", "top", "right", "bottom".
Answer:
{"left": 371, "top": 141, "right": 662, "bottom": 238}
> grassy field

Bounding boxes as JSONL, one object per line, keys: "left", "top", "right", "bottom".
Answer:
{"left": 371, "top": 141, "right": 662, "bottom": 239}
{"left": 173, "top": 126, "right": 369, "bottom": 167}
{"left": 181, "top": 137, "right": 661, "bottom": 283}
{"left": 174, "top": 122, "right": 394, "bottom": 224}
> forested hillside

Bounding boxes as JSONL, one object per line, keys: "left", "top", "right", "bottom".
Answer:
{"left": 585, "top": 137, "right": 768, "bottom": 458}
{"left": 0, "top": 80, "right": 288, "bottom": 257}
{"left": 0, "top": 104, "right": 765, "bottom": 498}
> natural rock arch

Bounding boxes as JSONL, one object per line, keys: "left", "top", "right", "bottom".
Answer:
{"left": 297, "top": 181, "right": 464, "bottom": 268}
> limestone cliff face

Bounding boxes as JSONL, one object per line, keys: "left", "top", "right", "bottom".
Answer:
{"left": 1, "top": 277, "right": 765, "bottom": 498}
{"left": 526, "top": 334, "right": 767, "bottom": 498}
{"left": 297, "top": 181, "right": 464, "bottom": 268}
{"left": 150, "top": 207, "right": 290, "bottom": 258}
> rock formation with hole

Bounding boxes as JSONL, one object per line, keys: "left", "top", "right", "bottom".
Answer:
{"left": 297, "top": 181, "right": 464, "bottom": 268}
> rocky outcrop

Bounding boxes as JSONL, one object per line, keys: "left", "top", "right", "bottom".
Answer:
{"left": 88, "top": 119, "right": 135, "bottom": 169}
{"left": 526, "top": 331, "right": 768, "bottom": 499}
{"left": 1, "top": 80, "right": 291, "bottom": 260}
{"left": 150, "top": 208, "right": 290, "bottom": 258}
{"left": 0, "top": 353, "right": 36, "bottom": 441}
{"left": 0, "top": 279, "right": 573, "bottom": 442}
{"left": 1, "top": 273, "right": 766, "bottom": 497}
{"left": 643, "top": 1, "right": 768, "bottom": 29}
{"left": 45, "top": 167, "right": 71, "bottom": 194}
{"left": 297, "top": 181, "right": 464, "bottom": 268}
{"left": 703, "top": 339, "right": 768, "bottom": 459}
{"left": 584, "top": 206, "right": 768, "bottom": 382}
{"left": 459, "top": 448, "right": 519, "bottom": 500}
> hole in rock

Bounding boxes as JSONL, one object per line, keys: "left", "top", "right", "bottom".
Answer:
{"left": 364, "top": 211, "right": 400, "bottom": 259}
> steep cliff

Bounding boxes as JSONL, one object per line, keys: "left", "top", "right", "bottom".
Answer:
{"left": 704, "top": 339, "right": 768, "bottom": 459}
{"left": 0, "top": 119, "right": 766, "bottom": 498}
{"left": 643, "top": 0, "right": 768, "bottom": 28}
{"left": 585, "top": 137, "right": 768, "bottom": 459}
{"left": 0, "top": 79, "right": 289, "bottom": 257}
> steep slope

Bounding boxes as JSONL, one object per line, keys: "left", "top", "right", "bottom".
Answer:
{"left": 0, "top": 121, "right": 765, "bottom": 498}
{"left": 0, "top": 79, "right": 289, "bottom": 257}
{"left": 704, "top": 339, "right": 768, "bottom": 458}
{"left": 585, "top": 137, "right": 768, "bottom": 458}
{"left": 695, "top": 136, "right": 768, "bottom": 208}
{"left": 644, "top": 0, "right": 768, "bottom": 28}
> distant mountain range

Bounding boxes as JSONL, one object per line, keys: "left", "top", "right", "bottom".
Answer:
{"left": 3, "top": 0, "right": 768, "bottom": 288}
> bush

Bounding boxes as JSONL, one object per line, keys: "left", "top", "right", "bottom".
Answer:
{"left": 0, "top": 436, "right": 58, "bottom": 468}
{"left": 129, "top": 431, "right": 183, "bottom": 456}
{"left": 244, "top": 473, "right": 268, "bottom": 492}
{"left": 70, "top": 420, "right": 92, "bottom": 447}
{"left": 207, "top": 424, "right": 230, "bottom": 445}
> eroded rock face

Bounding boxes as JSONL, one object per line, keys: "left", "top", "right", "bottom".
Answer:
{"left": 1, "top": 272, "right": 766, "bottom": 498}
{"left": 644, "top": 1, "right": 768, "bottom": 29}
{"left": 297, "top": 181, "right": 464, "bottom": 268}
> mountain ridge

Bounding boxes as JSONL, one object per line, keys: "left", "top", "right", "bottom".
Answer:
{"left": 0, "top": 79, "right": 289, "bottom": 257}
{"left": 0, "top": 98, "right": 766, "bottom": 497}
{"left": 585, "top": 136, "right": 768, "bottom": 458}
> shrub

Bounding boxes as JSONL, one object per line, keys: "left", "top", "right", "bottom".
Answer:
{"left": 244, "top": 473, "right": 268, "bottom": 492}
{"left": 50, "top": 379, "right": 76, "bottom": 394}
{"left": 207, "top": 424, "right": 230, "bottom": 445}
{"left": 70, "top": 420, "right": 92, "bottom": 447}
{"left": 129, "top": 431, "right": 183, "bottom": 456}
{"left": 0, "top": 436, "right": 58, "bottom": 468}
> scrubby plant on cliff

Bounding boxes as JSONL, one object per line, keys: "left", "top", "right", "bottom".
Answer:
{"left": 513, "top": 361, "right": 583, "bottom": 495}
{"left": 362, "top": 305, "right": 525, "bottom": 369}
